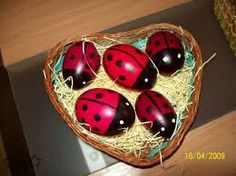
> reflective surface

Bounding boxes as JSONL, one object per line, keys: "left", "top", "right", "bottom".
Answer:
{"left": 62, "top": 41, "right": 101, "bottom": 89}
{"left": 135, "top": 90, "right": 177, "bottom": 139}
{"left": 146, "top": 31, "right": 185, "bottom": 75}
{"left": 75, "top": 88, "right": 135, "bottom": 135}
{"left": 103, "top": 44, "right": 157, "bottom": 90}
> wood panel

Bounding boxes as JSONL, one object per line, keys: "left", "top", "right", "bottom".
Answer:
{"left": 90, "top": 111, "right": 236, "bottom": 176}
{"left": 0, "top": 0, "right": 188, "bottom": 65}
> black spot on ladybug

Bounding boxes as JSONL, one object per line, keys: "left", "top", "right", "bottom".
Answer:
{"left": 94, "top": 114, "right": 101, "bottom": 121}
{"left": 92, "top": 127, "right": 99, "bottom": 132}
{"left": 163, "top": 103, "right": 169, "bottom": 109}
{"left": 155, "top": 41, "right": 160, "bottom": 46}
{"left": 107, "top": 54, "right": 113, "bottom": 61}
{"left": 136, "top": 48, "right": 142, "bottom": 54}
{"left": 95, "top": 93, "right": 103, "bottom": 99}
{"left": 82, "top": 104, "right": 88, "bottom": 111}
{"left": 116, "top": 60, "right": 123, "bottom": 67}
{"left": 70, "top": 55, "right": 75, "bottom": 60}
{"left": 89, "top": 53, "right": 95, "bottom": 59}
{"left": 119, "top": 75, "right": 126, "bottom": 81}
{"left": 146, "top": 106, "right": 153, "bottom": 113}
{"left": 81, "top": 117, "right": 86, "bottom": 123}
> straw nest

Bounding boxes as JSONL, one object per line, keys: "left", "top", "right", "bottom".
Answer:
{"left": 43, "top": 23, "right": 203, "bottom": 166}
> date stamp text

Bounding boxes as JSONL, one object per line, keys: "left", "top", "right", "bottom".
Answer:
{"left": 185, "top": 152, "right": 225, "bottom": 160}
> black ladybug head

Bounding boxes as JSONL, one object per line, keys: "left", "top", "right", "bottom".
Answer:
{"left": 152, "top": 49, "right": 185, "bottom": 75}
{"left": 151, "top": 113, "right": 177, "bottom": 139}
{"left": 106, "top": 96, "right": 135, "bottom": 135}
{"left": 132, "top": 61, "right": 157, "bottom": 90}
{"left": 63, "top": 69, "right": 92, "bottom": 89}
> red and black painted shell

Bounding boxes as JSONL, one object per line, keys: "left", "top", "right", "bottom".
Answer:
{"left": 62, "top": 41, "right": 100, "bottom": 89}
{"left": 103, "top": 44, "right": 157, "bottom": 90}
{"left": 75, "top": 88, "right": 135, "bottom": 136}
{"left": 146, "top": 31, "right": 185, "bottom": 75}
{"left": 135, "top": 90, "right": 177, "bottom": 139}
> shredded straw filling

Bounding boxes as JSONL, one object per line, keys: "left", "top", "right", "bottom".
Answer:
{"left": 50, "top": 36, "right": 195, "bottom": 158}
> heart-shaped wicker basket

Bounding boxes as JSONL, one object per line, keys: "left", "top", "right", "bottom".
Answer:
{"left": 44, "top": 23, "right": 203, "bottom": 167}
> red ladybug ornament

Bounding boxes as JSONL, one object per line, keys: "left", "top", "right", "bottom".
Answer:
{"left": 103, "top": 44, "right": 157, "bottom": 90}
{"left": 62, "top": 41, "right": 100, "bottom": 89}
{"left": 135, "top": 90, "right": 177, "bottom": 139}
{"left": 146, "top": 31, "right": 185, "bottom": 75}
{"left": 75, "top": 88, "right": 135, "bottom": 136}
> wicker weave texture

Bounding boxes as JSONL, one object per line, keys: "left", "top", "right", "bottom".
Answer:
{"left": 214, "top": 0, "right": 236, "bottom": 55}
{"left": 43, "top": 23, "right": 203, "bottom": 167}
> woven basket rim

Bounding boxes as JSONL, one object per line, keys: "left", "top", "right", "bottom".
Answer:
{"left": 43, "top": 23, "right": 203, "bottom": 167}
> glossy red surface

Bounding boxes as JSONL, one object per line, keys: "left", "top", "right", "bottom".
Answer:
{"left": 135, "top": 90, "right": 177, "bottom": 139}
{"left": 103, "top": 44, "right": 157, "bottom": 90}
{"left": 62, "top": 41, "right": 100, "bottom": 89}
{"left": 75, "top": 88, "right": 135, "bottom": 135}
{"left": 146, "top": 31, "right": 184, "bottom": 75}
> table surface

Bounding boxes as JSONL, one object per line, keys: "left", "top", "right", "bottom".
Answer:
{"left": 90, "top": 111, "right": 236, "bottom": 176}
{"left": 0, "top": 0, "right": 188, "bottom": 65}
{"left": 1, "top": 0, "right": 236, "bottom": 176}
